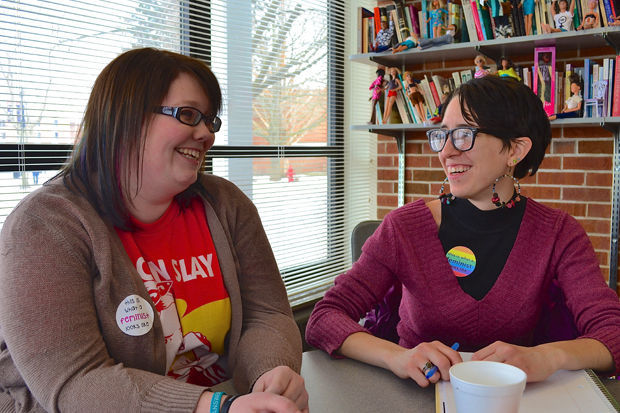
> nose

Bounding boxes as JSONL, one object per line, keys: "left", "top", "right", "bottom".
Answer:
{"left": 440, "top": 134, "right": 460, "bottom": 157}
{"left": 193, "top": 121, "right": 215, "bottom": 146}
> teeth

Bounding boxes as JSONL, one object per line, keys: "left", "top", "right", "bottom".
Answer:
{"left": 176, "top": 148, "right": 200, "bottom": 160}
{"left": 448, "top": 166, "right": 470, "bottom": 173}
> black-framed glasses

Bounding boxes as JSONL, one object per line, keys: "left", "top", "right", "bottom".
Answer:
{"left": 156, "top": 106, "right": 222, "bottom": 133}
{"left": 426, "top": 127, "right": 480, "bottom": 152}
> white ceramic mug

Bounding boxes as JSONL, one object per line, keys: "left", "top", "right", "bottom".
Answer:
{"left": 449, "top": 361, "right": 527, "bottom": 413}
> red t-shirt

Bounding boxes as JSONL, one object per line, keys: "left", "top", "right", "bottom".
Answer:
{"left": 116, "top": 197, "right": 231, "bottom": 386}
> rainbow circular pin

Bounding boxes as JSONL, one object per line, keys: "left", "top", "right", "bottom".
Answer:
{"left": 446, "top": 246, "right": 476, "bottom": 277}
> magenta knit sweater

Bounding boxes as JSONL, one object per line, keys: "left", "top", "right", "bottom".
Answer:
{"left": 306, "top": 198, "right": 620, "bottom": 375}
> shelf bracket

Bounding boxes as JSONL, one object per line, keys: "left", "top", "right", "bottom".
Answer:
{"left": 396, "top": 131, "right": 405, "bottom": 207}
{"left": 602, "top": 32, "right": 620, "bottom": 55}
{"left": 609, "top": 125, "right": 620, "bottom": 291}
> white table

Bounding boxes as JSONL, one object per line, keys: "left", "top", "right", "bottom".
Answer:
{"left": 215, "top": 350, "right": 620, "bottom": 412}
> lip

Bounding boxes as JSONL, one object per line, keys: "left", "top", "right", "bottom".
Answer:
{"left": 175, "top": 147, "right": 203, "bottom": 165}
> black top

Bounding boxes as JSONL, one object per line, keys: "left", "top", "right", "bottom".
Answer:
{"left": 438, "top": 196, "right": 526, "bottom": 300}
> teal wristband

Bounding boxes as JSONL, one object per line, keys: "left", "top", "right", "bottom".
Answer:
{"left": 210, "top": 391, "right": 226, "bottom": 413}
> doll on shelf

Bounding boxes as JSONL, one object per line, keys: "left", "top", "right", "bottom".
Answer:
{"left": 425, "top": 0, "right": 449, "bottom": 38}
{"left": 548, "top": 74, "right": 582, "bottom": 120}
{"left": 542, "top": 0, "right": 576, "bottom": 32}
{"left": 373, "top": 19, "right": 395, "bottom": 52}
{"left": 577, "top": 0, "right": 600, "bottom": 29}
{"left": 382, "top": 67, "right": 402, "bottom": 124}
{"left": 610, "top": 15, "right": 620, "bottom": 26}
{"left": 391, "top": 24, "right": 457, "bottom": 53}
{"left": 497, "top": 56, "right": 521, "bottom": 81}
{"left": 474, "top": 55, "right": 490, "bottom": 78}
{"left": 369, "top": 68, "right": 386, "bottom": 124}
{"left": 404, "top": 72, "right": 426, "bottom": 122}
{"left": 519, "top": 0, "right": 536, "bottom": 35}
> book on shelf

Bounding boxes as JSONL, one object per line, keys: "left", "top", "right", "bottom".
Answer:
{"left": 373, "top": 7, "right": 382, "bottom": 35}
{"left": 452, "top": 71, "right": 462, "bottom": 89}
{"left": 523, "top": 66, "right": 531, "bottom": 88}
{"left": 429, "top": 79, "right": 442, "bottom": 107}
{"left": 469, "top": 0, "right": 485, "bottom": 40}
{"left": 511, "top": 0, "right": 526, "bottom": 36}
{"left": 607, "top": 57, "right": 615, "bottom": 116}
{"left": 418, "top": 9, "right": 427, "bottom": 38}
{"left": 419, "top": 76, "right": 438, "bottom": 115}
{"left": 395, "top": 92, "right": 412, "bottom": 124}
{"left": 398, "top": 73, "right": 420, "bottom": 123}
{"left": 386, "top": 5, "right": 401, "bottom": 43}
{"left": 477, "top": 0, "right": 495, "bottom": 40}
{"left": 599, "top": 0, "right": 610, "bottom": 26}
{"left": 358, "top": 7, "right": 375, "bottom": 53}
{"left": 461, "top": 1, "right": 479, "bottom": 41}
{"left": 613, "top": 55, "right": 620, "bottom": 116}
{"left": 583, "top": 58, "right": 593, "bottom": 116}
{"left": 460, "top": 69, "right": 474, "bottom": 84}
{"left": 448, "top": 3, "right": 464, "bottom": 42}
{"left": 436, "top": 353, "right": 620, "bottom": 413}
{"left": 407, "top": 3, "right": 421, "bottom": 36}
{"left": 394, "top": 1, "right": 411, "bottom": 41}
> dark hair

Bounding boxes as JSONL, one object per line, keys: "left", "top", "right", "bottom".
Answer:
{"left": 57, "top": 48, "right": 222, "bottom": 230}
{"left": 441, "top": 75, "right": 551, "bottom": 179}
{"left": 376, "top": 68, "right": 385, "bottom": 77}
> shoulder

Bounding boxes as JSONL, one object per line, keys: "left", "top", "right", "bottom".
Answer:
{"left": 198, "top": 174, "right": 252, "bottom": 206}
{"left": 383, "top": 198, "right": 437, "bottom": 231}
{"left": 4, "top": 178, "right": 98, "bottom": 229}
{"left": 523, "top": 198, "right": 580, "bottom": 234}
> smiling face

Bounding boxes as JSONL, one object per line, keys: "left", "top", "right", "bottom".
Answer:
{"left": 438, "top": 98, "right": 517, "bottom": 210}
{"left": 128, "top": 72, "right": 215, "bottom": 211}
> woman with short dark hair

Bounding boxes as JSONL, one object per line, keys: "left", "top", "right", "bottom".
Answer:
{"left": 306, "top": 75, "right": 620, "bottom": 387}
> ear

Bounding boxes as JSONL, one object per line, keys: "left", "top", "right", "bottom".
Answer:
{"left": 509, "top": 137, "right": 532, "bottom": 166}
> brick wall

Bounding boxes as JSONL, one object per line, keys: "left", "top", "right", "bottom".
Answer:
{"left": 375, "top": 46, "right": 619, "bottom": 293}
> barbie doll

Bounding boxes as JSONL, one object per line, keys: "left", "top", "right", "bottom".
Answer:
{"left": 474, "top": 55, "right": 490, "bottom": 78}
{"left": 497, "top": 56, "right": 521, "bottom": 80}
{"left": 404, "top": 72, "right": 426, "bottom": 122}
{"left": 369, "top": 68, "right": 386, "bottom": 124}
{"left": 425, "top": 0, "right": 449, "bottom": 38}
{"left": 548, "top": 75, "right": 582, "bottom": 119}
{"left": 382, "top": 67, "right": 402, "bottom": 124}
{"left": 542, "top": 0, "right": 575, "bottom": 32}
{"left": 577, "top": 0, "right": 600, "bottom": 29}
{"left": 391, "top": 24, "right": 456, "bottom": 53}
{"left": 520, "top": 0, "right": 536, "bottom": 35}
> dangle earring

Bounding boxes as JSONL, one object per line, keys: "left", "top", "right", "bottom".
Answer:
{"left": 491, "top": 174, "right": 521, "bottom": 208}
{"left": 438, "top": 177, "right": 455, "bottom": 205}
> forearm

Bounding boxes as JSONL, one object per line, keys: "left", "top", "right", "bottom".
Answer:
{"left": 338, "top": 331, "right": 405, "bottom": 371}
{"left": 538, "top": 338, "right": 614, "bottom": 373}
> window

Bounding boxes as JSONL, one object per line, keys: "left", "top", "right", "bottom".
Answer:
{"left": 1, "top": 0, "right": 374, "bottom": 307}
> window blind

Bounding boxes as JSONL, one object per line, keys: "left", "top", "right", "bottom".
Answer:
{"left": 0, "top": 0, "right": 376, "bottom": 307}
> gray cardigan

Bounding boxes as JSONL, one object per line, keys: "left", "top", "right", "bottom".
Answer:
{"left": 0, "top": 174, "right": 301, "bottom": 412}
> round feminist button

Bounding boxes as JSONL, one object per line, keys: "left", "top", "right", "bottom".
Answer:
{"left": 446, "top": 246, "right": 476, "bottom": 278}
{"left": 116, "top": 294, "right": 154, "bottom": 336}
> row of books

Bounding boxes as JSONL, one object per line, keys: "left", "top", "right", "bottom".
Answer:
{"left": 357, "top": 2, "right": 467, "bottom": 54}
{"left": 521, "top": 55, "right": 619, "bottom": 118}
{"left": 358, "top": 0, "right": 619, "bottom": 54}
{"left": 373, "top": 54, "right": 620, "bottom": 126}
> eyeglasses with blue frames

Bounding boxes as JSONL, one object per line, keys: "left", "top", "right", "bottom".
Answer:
{"left": 426, "top": 127, "right": 480, "bottom": 152}
{"left": 156, "top": 106, "right": 222, "bottom": 133}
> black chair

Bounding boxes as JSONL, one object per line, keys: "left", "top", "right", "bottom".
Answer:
{"left": 351, "top": 219, "right": 401, "bottom": 343}
{"left": 350, "top": 220, "right": 382, "bottom": 263}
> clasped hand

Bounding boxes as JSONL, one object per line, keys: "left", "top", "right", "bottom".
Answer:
{"left": 386, "top": 340, "right": 556, "bottom": 387}
{"left": 238, "top": 365, "right": 309, "bottom": 413}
